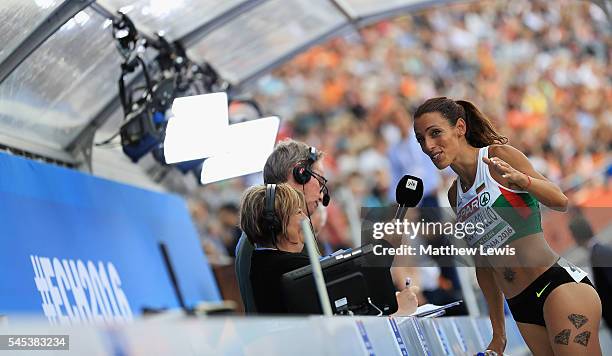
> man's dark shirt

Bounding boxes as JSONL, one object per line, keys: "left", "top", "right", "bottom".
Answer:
{"left": 250, "top": 249, "right": 310, "bottom": 314}
{"left": 591, "top": 242, "right": 612, "bottom": 328}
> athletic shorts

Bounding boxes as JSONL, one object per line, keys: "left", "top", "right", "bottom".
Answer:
{"left": 506, "top": 258, "right": 594, "bottom": 327}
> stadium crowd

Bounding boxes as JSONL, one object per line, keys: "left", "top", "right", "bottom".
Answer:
{"left": 188, "top": 0, "right": 611, "bottom": 264}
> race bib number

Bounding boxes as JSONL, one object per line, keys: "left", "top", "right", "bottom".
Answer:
{"left": 558, "top": 258, "right": 588, "bottom": 282}
{"left": 464, "top": 206, "right": 516, "bottom": 248}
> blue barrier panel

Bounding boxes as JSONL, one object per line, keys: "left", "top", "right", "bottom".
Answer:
{"left": 0, "top": 152, "right": 220, "bottom": 324}
{"left": 436, "top": 317, "right": 469, "bottom": 355}
{"left": 419, "top": 318, "right": 452, "bottom": 355}
{"left": 388, "top": 318, "right": 410, "bottom": 355}
{"left": 396, "top": 317, "right": 432, "bottom": 355}
{"left": 359, "top": 317, "right": 404, "bottom": 356}
{"left": 355, "top": 319, "right": 378, "bottom": 356}
{"left": 452, "top": 316, "right": 486, "bottom": 353}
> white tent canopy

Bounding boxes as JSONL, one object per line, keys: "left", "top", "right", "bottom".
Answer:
{"left": 0, "top": 0, "right": 608, "bottom": 186}
{"left": 0, "top": 0, "right": 460, "bottom": 166}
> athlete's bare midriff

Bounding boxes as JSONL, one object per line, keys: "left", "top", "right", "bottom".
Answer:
{"left": 485, "top": 233, "right": 558, "bottom": 298}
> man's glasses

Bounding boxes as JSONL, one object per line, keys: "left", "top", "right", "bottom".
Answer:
{"left": 310, "top": 170, "right": 328, "bottom": 193}
{"left": 308, "top": 169, "right": 330, "bottom": 207}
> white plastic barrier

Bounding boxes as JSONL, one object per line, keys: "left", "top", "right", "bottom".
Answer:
{"left": 436, "top": 318, "right": 470, "bottom": 355}
{"left": 309, "top": 316, "right": 372, "bottom": 356}
{"left": 504, "top": 315, "right": 530, "bottom": 355}
{"left": 474, "top": 317, "right": 493, "bottom": 345}
{"left": 395, "top": 317, "right": 433, "bottom": 355}
{"left": 17, "top": 313, "right": 612, "bottom": 356}
{"left": 451, "top": 317, "right": 486, "bottom": 353}
{"left": 358, "top": 317, "right": 408, "bottom": 355}
{"left": 419, "top": 318, "right": 453, "bottom": 355}
{"left": 0, "top": 318, "right": 108, "bottom": 355}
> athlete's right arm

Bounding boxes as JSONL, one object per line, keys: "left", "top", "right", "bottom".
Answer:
{"left": 476, "top": 264, "right": 507, "bottom": 354}
{"left": 450, "top": 182, "right": 506, "bottom": 353}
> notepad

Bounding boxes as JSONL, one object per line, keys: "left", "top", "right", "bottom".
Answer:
{"left": 410, "top": 300, "right": 463, "bottom": 318}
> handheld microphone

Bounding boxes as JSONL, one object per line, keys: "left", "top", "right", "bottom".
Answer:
{"left": 394, "top": 175, "right": 424, "bottom": 219}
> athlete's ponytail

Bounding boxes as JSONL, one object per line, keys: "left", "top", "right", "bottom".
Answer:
{"left": 414, "top": 97, "right": 508, "bottom": 148}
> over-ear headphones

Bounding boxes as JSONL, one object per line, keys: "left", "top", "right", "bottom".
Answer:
{"left": 292, "top": 147, "right": 318, "bottom": 185}
{"left": 292, "top": 146, "right": 330, "bottom": 207}
{"left": 263, "top": 184, "right": 282, "bottom": 244}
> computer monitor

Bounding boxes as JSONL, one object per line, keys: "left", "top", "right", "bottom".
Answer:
{"left": 281, "top": 244, "right": 398, "bottom": 315}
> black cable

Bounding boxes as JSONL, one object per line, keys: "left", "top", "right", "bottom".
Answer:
{"left": 94, "top": 132, "right": 121, "bottom": 146}
{"left": 136, "top": 56, "right": 154, "bottom": 97}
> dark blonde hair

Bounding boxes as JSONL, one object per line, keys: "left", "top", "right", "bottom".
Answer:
{"left": 239, "top": 183, "right": 306, "bottom": 246}
{"left": 414, "top": 97, "right": 508, "bottom": 148}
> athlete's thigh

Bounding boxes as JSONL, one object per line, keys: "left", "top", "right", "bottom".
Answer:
{"left": 516, "top": 322, "right": 554, "bottom": 356}
{"left": 543, "top": 282, "right": 602, "bottom": 355}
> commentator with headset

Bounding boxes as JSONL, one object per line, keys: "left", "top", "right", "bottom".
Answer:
{"left": 239, "top": 183, "right": 311, "bottom": 313}
{"left": 235, "top": 139, "right": 419, "bottom": 314}
{"left": 235, "top": 139, "right": 331, "bottom": 313}
{"left": 239, "top": 182, "right": 419, "bottom": 315}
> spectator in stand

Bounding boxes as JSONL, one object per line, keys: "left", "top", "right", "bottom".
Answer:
{"left": 218, "top": 203, "right": 242, "bottom": 257}
{"left": 189, "top": 0, "right": 610, "bottom": 279}
{"left": 568, "top": 213, "right": 612, "bottom": 329}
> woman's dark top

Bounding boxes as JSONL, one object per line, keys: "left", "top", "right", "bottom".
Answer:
{"left": 250, "top": 249, "right": 310, "bottom": 314}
